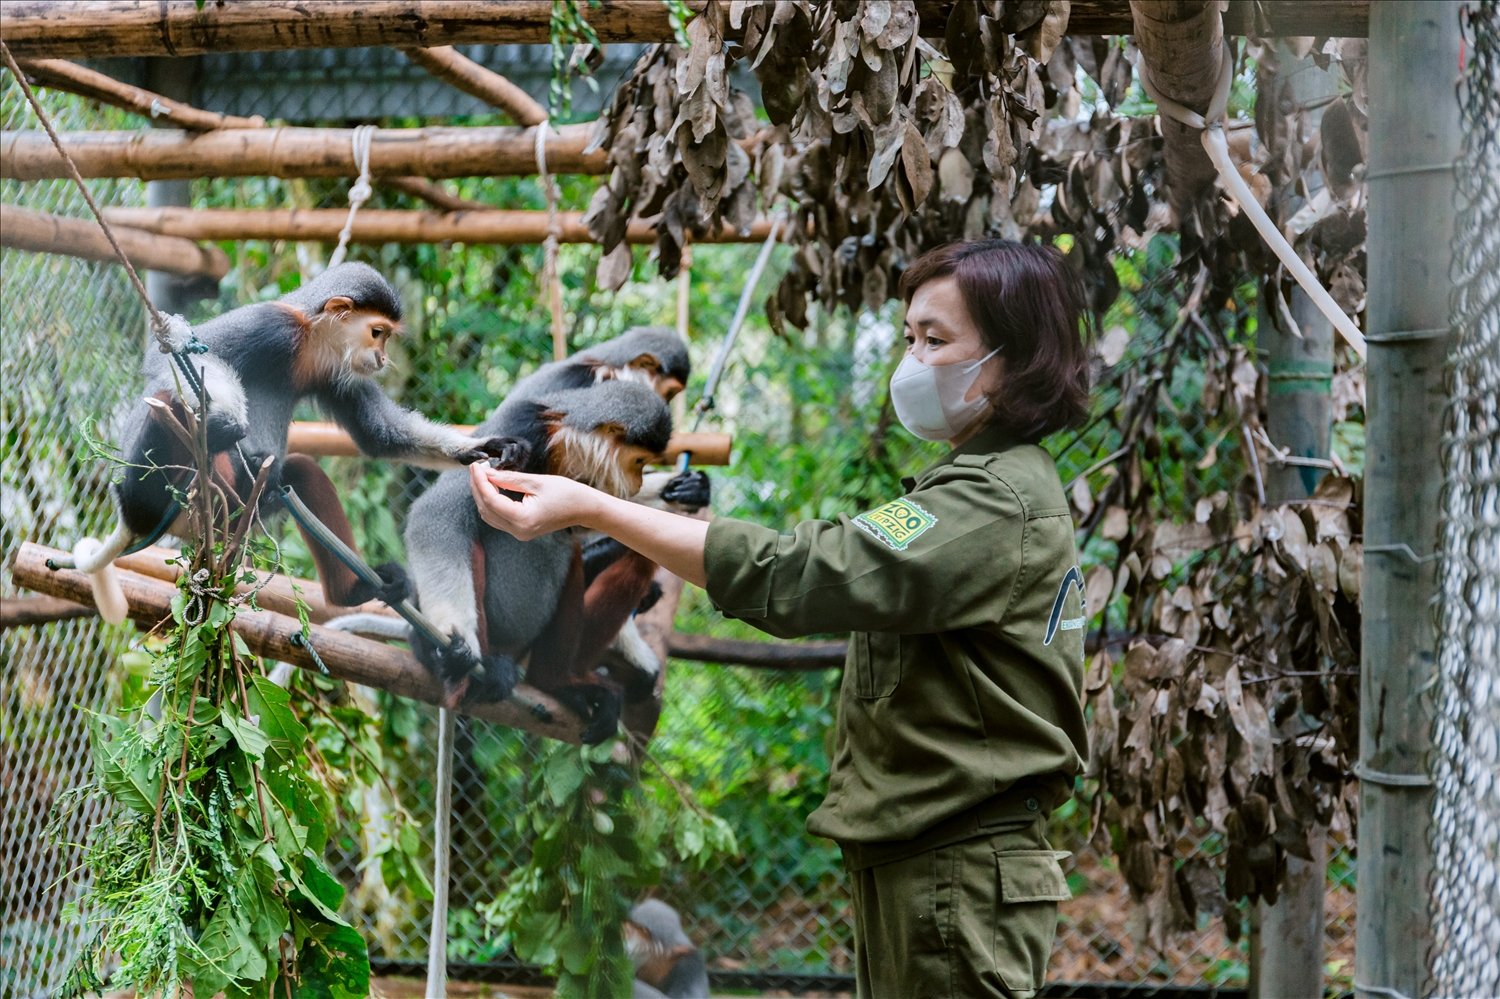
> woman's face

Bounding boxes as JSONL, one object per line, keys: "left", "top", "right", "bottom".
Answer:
{"left": 902, "top": 276, "right": 1003, "bottom": 402}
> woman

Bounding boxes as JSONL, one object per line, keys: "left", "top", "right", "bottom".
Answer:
{"left": 471, "top": 239, "right": 1092, "bottom": 998}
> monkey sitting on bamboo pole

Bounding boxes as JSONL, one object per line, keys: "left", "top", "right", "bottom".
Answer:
{"left": 68, "top": 263, "right": 523, "bottom": 623}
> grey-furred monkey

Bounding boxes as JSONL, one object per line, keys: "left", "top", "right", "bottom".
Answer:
{"left": 626, "top": 899, "right": 710, "bottom": 999}
{"left": 72, "top": 263, "right": 522, "bottom": 624}
{"left": 404, "top": 379, "right": 674, "bottom": 743}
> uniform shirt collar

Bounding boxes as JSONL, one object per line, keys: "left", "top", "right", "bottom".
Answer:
{"left": 913, "top": 422, "right": 1021, "bottom": 486}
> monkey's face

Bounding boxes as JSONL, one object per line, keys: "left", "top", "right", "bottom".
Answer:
{"left": 617, "top": 443, "right": 656, "bottom": 498}
{"left": 603, "top": 353, "right": 685, "bottom": 402}
{"left": 334, "top": 309, "right": 399, "bottom": 377}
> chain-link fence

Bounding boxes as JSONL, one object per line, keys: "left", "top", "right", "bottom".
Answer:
{"left": 1429, "top": 2, "right": 1500, "bottom": 994}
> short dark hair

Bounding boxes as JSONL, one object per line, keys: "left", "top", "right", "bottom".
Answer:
{"left": 898, "top": 239, "right": 1092, "bottom": 442}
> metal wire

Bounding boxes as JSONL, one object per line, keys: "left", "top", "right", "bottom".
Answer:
{"left": 1428, "top": 2, "right": 1500, "bottom": 994}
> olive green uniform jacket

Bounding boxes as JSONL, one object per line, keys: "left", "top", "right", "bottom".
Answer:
{"left": 703, "top": 425, "right": 1089, "bottom": 862}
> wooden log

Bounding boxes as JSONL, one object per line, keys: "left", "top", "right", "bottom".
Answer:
{"left": 286, "top": 422, "right": 732, "bottom": 466}
{"left": 380, "top": 176, "right": 489, "bottom": 213}
{"left": 0, "top": 2, "right": 679, "bottom": 59}
{"left": 14, "top": 57, "right": 265, "bottom": 131}
{"left": 0, "top": 594, "right": 93, "bottom": 628}
{"left": 0, "top": 1, "right": 1370, "bottom": 61}
{"left": 0, "top": 124, "right": 602, "bottom": 181}
{"left": 401, "top": 46, "right": 547, "bottom": 127}
{"left": 98, "top": 207, "right": 778, "bottom": 246}
{"left": 0, "top": 203, "right": 229, "bottom": 278}
{"left": 666, "top": 632, "right": 847, "bottom": 670}
{"left": 10, "top": 542, "right": 586, "bottom": 743}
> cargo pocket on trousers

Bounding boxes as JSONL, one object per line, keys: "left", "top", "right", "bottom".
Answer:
{"left": 851, "top": 631, "right": 901, "bottom": 699}
{"left": 992, "top": 850, "right": 1070, "bottom": 993}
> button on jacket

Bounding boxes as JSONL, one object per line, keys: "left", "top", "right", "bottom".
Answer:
{"left": 703, "top": 424, "right": 1088, "bottom": 860}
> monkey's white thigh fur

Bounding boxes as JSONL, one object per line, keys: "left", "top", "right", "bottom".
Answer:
{"left": 609, "top": 618, "right": 662, "bottom": 683}
{"left": 179, "top": 355, "right": 249, "bottom": 429}
{"left": 72, "top": 524, "right": 133, "bottom": 625}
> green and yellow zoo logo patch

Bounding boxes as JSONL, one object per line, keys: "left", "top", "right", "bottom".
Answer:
{"left": 854, "top": 498, "right": 938, "bottom": 551}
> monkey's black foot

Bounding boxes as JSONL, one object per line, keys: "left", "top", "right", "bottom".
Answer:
{"left": 413, "top": 629, "right": 480, "bottom": 687}
{"left": 661, "top": 469, "right": 710, "bottom": 511}
{"left": 204, "top": 411, "right": 249, "bottom": 452}
{"left": 339, "top": 560, "right": 411, "bottom": 607}
{"left": 636, "top": 580, "right": 664, "bottom": 615}
{"left": 551, "top": 683, "right": 622, "bottom": 745}
{"left": 461, "top": 654, "right": 520, "bottom": 704}
{"left": 458, "top": 436, "right": 532, "bottom": 469}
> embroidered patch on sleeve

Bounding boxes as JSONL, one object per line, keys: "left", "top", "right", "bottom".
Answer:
{"left": 853, "top": 498, "right": 938, "bottom": 551}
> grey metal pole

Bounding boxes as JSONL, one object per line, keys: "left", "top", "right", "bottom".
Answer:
{"left": 141, "top": 58, "right": 198, "bottom": 315}
{"left": 1358, "top": 4, "right": 1463, "bottom": 997}
{"left": 1251, "top": 47, "right": 1340, "bottom": 999}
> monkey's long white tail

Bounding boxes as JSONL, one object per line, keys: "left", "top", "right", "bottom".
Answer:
{"left": 71, "top": 524, "right": 133, "bottom": 625}
{"left": 426, "top": 707, "right": 456, "bottom": 997}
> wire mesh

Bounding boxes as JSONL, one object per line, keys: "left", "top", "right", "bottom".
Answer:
{"left": 0, "top": 76, "right": 149, "bottom": 996}
{"left": 1429, "top": 2, "right": 1500, "bottom": 994}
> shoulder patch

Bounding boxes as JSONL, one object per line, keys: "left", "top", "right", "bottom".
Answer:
{"left": 853, "top": 498, "right": 938, "bottom": 551}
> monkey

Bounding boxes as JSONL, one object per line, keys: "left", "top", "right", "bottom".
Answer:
{"left": 404, "top": 379, "right": 676, "bottom": 744}
{"left": 626, "top": 899, "right": 710, "bottom": 999}
{"left": 518, "top": 324, "right": 693, "bottom": 401}
{"left": 70, "top": 262, "right": 522, "bottom": 624}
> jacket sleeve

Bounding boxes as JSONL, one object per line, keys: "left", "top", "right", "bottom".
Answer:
{"left": 702, "top": 462, "right": 1026, "bottom": 639}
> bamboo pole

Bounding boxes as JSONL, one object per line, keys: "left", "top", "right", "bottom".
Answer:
{"left": 0, "top": 124, "right": 602, "bottom": 181}
{"left": 0, "top": 594, "right": 93, "bottom": 628}
{"left": 401, "top": 46, "right": 547, "bottom": 127}
{"left": 286, "top": 422, "right": 733, "bottom": 465}
{"left": 13, "top": 57, "right": 264, "bottom": 131}
{"left": 10, "top": 542, "right": 587, "bottom": 742}
{"left": 96, "top": 207, "right": 777, "bottom": 246}
{"left": 0, "top": 203, "right": 229, "bottom": 277}
{"left": 0, "top": 1, "right": 1371, "bottom": 60}
{"left": 1356, "top": 3, "right": 1461, "bottom": 994}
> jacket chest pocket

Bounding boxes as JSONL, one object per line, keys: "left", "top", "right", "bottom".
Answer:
{"left": 851, "top": 632, "right": 902, "bottom": 699}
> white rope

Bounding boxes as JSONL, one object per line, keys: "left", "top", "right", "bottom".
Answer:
{"left": 534, "top": 118, "right": 567, "bottom": 359}
{"left": 1137, "top": 43, "right": 1368, "bottom": 359}
{"left": 425, "top": 706, "right": 456, "bottom": 997}
{"left": 328, "top": 124, "right": 376, "bottom": 270}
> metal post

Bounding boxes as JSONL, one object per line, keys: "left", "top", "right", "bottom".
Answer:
{"left": 1358, "top": 4, "right": 1462, "bottom": 997}
{"left": 1251, "top": 45, "right": 1340, "bottom": 999}
{"left": 141, "top": 57, "right": 200, "bottom": 315}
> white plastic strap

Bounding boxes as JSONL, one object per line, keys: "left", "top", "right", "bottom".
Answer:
{"left": 328, "top": 124, "right": 376, "bottom": 269}
{"left": 534, "top": 118, "right": 567, "bottom": 359}
{"left": 1138, "top": 44, "right": 1368, "bottom": 359}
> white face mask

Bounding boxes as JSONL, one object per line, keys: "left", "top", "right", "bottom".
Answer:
{"left": 889, "top": 347, "right": 1001, "bottom": 442}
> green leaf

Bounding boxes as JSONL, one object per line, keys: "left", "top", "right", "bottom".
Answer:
{"left": 295, "top": 923, "right": 369, "bottom": 999}
{"left": 222, "top": 707, "right": 271, "bottom": 762}
{"left": 88, "top": 712, "right": 160, "bottom": 815}
{"left": 288, "top": 850, "right": 348, "bottom": 924}
{"left": 542, "top": 748, "right": 586, "bottom": 806}
{"left": 249, "top": 675, "right": 309, "bottom": 761}
{"left": 190, "top": 902, "right": 268, "bottom": 996}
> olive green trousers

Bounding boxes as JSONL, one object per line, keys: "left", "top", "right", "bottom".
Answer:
{"left": 847, "top": 820, "right": 1070, "bottom": 999}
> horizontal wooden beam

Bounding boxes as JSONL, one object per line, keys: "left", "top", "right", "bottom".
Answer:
{"left": 0, "top": 123, "right": 601, "bottom": 181}
{"left": 0, "top": 593, "right": 93, "bottom": 628}
{"left": 99, "top": 207, "right": 777, "bottom": 246}
{"left": 0, "top": 203, "right": 229, "bottom": 277}
{"left": 0, "top": 1, "right": 1369, "bottom": 61}
{"left": 10, "top": 542, "right": 587, "bottom": 743}
{"left": 287, "top": 422, "right": 732, "bottom": 466}
{"left": 666, "top": 632, "right": 846, "bottom": 670}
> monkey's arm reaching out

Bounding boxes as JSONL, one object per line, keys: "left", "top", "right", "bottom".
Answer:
{"left": 318, "top": 379, "right": 528, "bottom": 470}
{"left": 469, "top": 464, "right": 710, "bottom": 588}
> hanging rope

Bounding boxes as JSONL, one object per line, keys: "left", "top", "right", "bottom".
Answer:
{"left": 327, "top": 124, "right": 376, "bottom": 270}
{"left": 534, "top": 118, "right": 567, "bottom": 360}
{"left": 1136, "top": 42, "right": 1369, "bottom": 359}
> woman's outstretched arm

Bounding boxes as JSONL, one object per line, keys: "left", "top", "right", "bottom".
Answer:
{"left": 468, "top": 463, "right": 710, "bottom": 587}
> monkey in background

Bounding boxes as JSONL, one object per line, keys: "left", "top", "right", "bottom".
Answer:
{"left": 72, "top": 263, "right": 521, "bottom": 623}
{"left": 627, "top": 899, "right": 711, "bottom": 999}
{"left": 405, "top": 379, "right": 676, "bottom": 743}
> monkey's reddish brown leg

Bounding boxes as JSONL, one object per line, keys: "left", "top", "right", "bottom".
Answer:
{"left": 279, "top": 453, "right": 377, "bottom": 606}
{"left": 574, "top": 551, "right": 656, "bottom": 670}
{"left": 526, "top": 545, "right": 624, "bottom": 744}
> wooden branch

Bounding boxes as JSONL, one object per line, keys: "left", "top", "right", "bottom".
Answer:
{"left": 0, "top": 1, "right": 1370, "bottom": 60}
{"left": 287, "top": 423, "right": 733, "bottom": 466}
{"left": 14, "top": 57, "right": 264, "bottom": 131}
{"left": 402, "top": 46, "right": 547, "bottom": 127}
{"left": 0, "top": 204, "right": 229, "bottom": 278}
{"left": 0, "top": 2, "right": 679, "bottom": 59}
{"left": 99, "top": 207, "right": 778, "bottom": 246}
{"left": 379, "top": 176, "right": 490, "bottom": 213}
{"left": 10, "top": 542, "right": 586, "bottom": 743}
{"left": 0, "top": 124, "right": 601, "bottom": 181}
{"left": 0, "top": 594, "right": 93, "bottom": 628}
{"left": 666, "top": 632, "right": 847, "bottom": 670}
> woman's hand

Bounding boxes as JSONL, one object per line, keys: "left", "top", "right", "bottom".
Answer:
{"left": 468, "top": 463, "right": 603, "bottom": 541}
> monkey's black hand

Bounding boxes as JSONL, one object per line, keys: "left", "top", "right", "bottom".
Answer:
{"left": 459, "top": 436, "right": 531, "bottom": 470}
{"left": 204, "top": 410, "right": 249, "bottom": 453}
{"left": 581, "top": 536, "right": 629, "bottom": 585}
{"left": 660, "top": 470, "right": 710, "bottom": 511}
{"left": 371, "top": 561, "right": 411, "bottom": 606}
{"left": 463, "top": 654, "right": 520, "bottom": 705}
{"left": 636, "top": 580, "right": 663, "bottom": 615}
{"left": 553, "top": 684, "right": 622, "bottom": 746}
